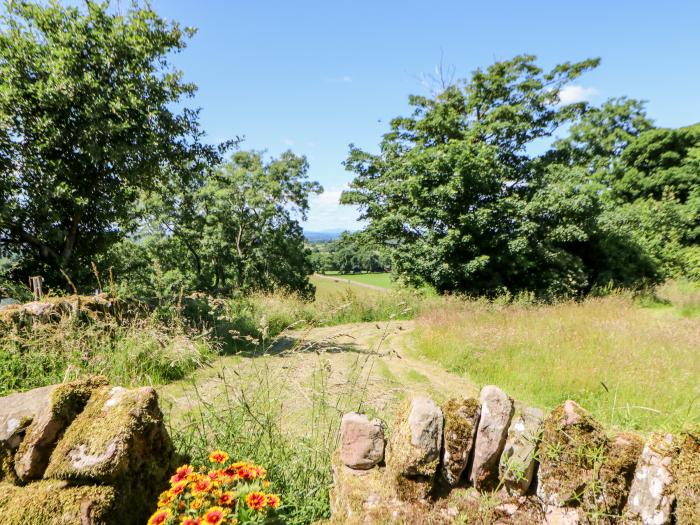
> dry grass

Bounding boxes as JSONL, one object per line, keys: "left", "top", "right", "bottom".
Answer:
{"left": 409, "top": 286, "right": 700, "bottom": 433}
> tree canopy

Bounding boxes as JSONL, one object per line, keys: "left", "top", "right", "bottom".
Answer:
{"left": 342, "top": 55, "right": 697, "bottom": 297}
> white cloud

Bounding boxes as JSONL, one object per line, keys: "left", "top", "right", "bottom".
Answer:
{"left": 303, "top": 186, "right": 363, "bottom": 231}
{"left": 558, "top": 85, "right": 599, "bottom": 105}
{"left": 283, "top": 138, "right": 295, "bottom": 146}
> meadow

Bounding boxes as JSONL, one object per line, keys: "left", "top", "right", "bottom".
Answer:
{"left": 1, "top": 277, "right": 698, "bottom": 523}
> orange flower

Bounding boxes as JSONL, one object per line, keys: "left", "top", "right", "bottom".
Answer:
{"left": 238, "top": 466, "right": 256, "bottom": 481}
{"left": 169, "top": 480, "right": 188, "bottom": 497}
{"left": 191, "top": 477, "right": 214, "bottom": 496}
{"left": 148, "top": 508, "right": 172, "bottom": 525}
{"left": 202, "top": 506, "right": 227, "bottom": 525}
{"left": 190, "top": 498, "right": 204, "bottom": 510}
{"left": 266, "top": 493, "right": 281, "bottom": 509}
{"left": 208, "top": 450, "right": 230, "bottom": 464}
{"left": 245, "top": 491, "right": 267, "bottom": 511}
{"left": 218, "top": 491, "right": 236, "bottom": 506}
{"left": 181, "top": 519, "right": 200, "bottom": 525}
{"left": 171, "top": 464, "right": 195, "bottom": 484}
{"left": 157, "top": 492, "right": 173, "bottom": 507}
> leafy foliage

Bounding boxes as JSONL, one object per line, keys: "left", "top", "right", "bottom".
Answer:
{"left": 0, "top": 0, "right": 226, "bottom": 286}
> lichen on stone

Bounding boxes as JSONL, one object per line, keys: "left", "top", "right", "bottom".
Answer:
{"left": 674, "top": 430, "right": 700, "bottom": 525}
{"left": 440, "top": 397, "right": 479, "bottom": 487}
{"left": 537, "top": 400, "right": 608, "bottom": 508}
{"left": 0, "top": 479, "right": 117, "bottom": 525}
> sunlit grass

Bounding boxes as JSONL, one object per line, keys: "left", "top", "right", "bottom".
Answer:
{"left": 409, "top": 285, "right": 700, "bottom": 433}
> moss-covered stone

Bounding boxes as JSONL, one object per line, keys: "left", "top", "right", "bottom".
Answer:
{"left": 15, "top": 376, "right": 108, "bottom": 481}
{"left": 440, "top": 397, "right": 479, "bottom": 487}
{"left": 0, "top": 480, "right": 117, "bottom": 525}
{"left": 536, "top": 400, "right": 608, "bottom": 508}
{"left": 583, "top": 431, "right": 642, "bottom": 523}
{"left": 44, "top": 385, "right": 176, "bottom": 523}
{"left": 674, "top": 430, "right": 700, "bottom": 525}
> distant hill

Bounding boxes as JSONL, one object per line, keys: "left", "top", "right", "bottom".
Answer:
{"left": 304, "top": 229, "right": 350, "bottom": 242}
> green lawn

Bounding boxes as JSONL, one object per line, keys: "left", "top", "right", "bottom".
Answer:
{"left": 322, "top": 272, "right": 395, "bottom": 289}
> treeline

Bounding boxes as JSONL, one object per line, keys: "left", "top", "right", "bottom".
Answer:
{"left": 0, "top": 2, "right": 696, "bottom": 302}
{"left": 309, "top": 232, "right": 390, "bottom": 274}
{"left": 342, "top": 57, "right": 699, "bottom": 297}
{"left": 0, "top": 1, "right": 321, "bottom": 300}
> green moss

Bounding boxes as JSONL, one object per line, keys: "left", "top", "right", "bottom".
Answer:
{"left": 0, "top": 480, "right": 117, "bottom": 525}
{"left": 674, "top": 430, "right": 700, "bottom": 524}
{"left": 586, "top": 432, "right": 643, "bottom": 521}
{"left": 440, "top": 397, "right": 479, "bottom": 486}
{"left": 537, "top": 401, "right": 608, "bottom": 507}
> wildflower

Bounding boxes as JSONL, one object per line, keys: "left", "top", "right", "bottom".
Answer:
{"left": 218, "top": 491, "right": 236, "bottom": 506}
{"left": 202, "top": 506, "right": 227, "bottom": 525}
{"left": 171, "top": 464, "right": 195, "bottom": 484}
{"left": 157, "top": 492, "right": 173, "bottom": 507}
{"left": 238, "top": 466, "right": 256, "bottom": 481}
{"left": 190, "top": 498, "right": 204, "bottom": 510}
{"left": 245, "top": 491, "right": 267, "bottom": 511}
{"left": 266, "top": 493, "right": 281, "bottom": 509}
{"left": 169, "top": 480, "right": 188, "bottom": 496}
{"left": 208, "top": 450, "right": 230, "bottom": 464}
{"left": 148, "top": 508, "right": 172, "bottom": 525}
{"left": 191, "top": 477, "right": 214, "bottom": 496}
{"left": 181, "top": 518, "right": 200, "bottom": 525}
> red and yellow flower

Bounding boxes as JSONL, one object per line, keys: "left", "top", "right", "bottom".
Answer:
{"left": 170, "top": 464, "right": 195, "bottom": 484}
{"left": 266, "top": 493, "right": 281, "bottom": 509}
{"left": 169, "top": 480, "right": 188, "bottom": 496}
{"left": 218, "top": 491, "right": 236, "bottom": 506}
{"left": 147, "top": 508, "right": 172, "bottom": 525}
{"left": 191, "top": 477, "right": 214, "bottom": 496}
{"left": 245, "top": 491, "right": 267, "bottom": 511}
{"left": 208, "top": 450, "right": 230, "bottom": 464}
{"left": 202, "top": 506, "right": 227, "bottom": 525}
{"left": 181, "top": 518, "right": 200, "bottom": 525}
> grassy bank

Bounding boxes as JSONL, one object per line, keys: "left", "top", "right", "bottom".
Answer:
{"left": 409, "top": 283, "right": 700, "bottom": 433}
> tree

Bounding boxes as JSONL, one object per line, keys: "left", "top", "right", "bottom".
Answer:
{"left": 0, "top": 0, "right": 224, "bottom": 287}
{"left": 142, "top": 150, "right": 322, "bottom": 297}
{"left": 341, "top": 55, "right": 650, "bottom": 297}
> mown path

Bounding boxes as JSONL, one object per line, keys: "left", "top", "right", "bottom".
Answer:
{"left": 158, "top": 321, "right": 477, "bottom": 430}
{"left": 312, "top": 273, "right": 390, "bottom": 293}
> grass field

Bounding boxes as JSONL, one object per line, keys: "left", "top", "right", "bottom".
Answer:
{"left": 409, "top": 282, "right": 700, "bottom": 434}
{"left": 321, "top": 272, "right": 396, "bottom": 289}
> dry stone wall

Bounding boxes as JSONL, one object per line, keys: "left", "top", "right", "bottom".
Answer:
{"left": 330, "top": 386, "right": 700, "bottom": 524}
{"left": 0, "top": 377, "right": 177, "bottom": 525}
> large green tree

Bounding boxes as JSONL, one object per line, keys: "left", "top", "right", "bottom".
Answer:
{"left": 0, "top": 0, "right": 224, "bottom": 287}
{"left": 137, "top": 150, "right": 322, "bottom": 297}
{"left": 342, "top": 55, "right": 660, "bottom": 296}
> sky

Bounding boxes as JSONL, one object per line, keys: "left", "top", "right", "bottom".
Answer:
{"left": 149, "top": 0, "right": 700, "bottom": 231}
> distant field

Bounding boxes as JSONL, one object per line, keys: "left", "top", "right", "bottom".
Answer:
{"left": 309, "top": 274, "right": 387, "bottom": 301}
{"left": 322, "top": 272, "right": 395, "bottom": 289}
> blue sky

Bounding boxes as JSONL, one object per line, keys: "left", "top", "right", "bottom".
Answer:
{"left": 150, "top": 0, "right": 700, "bottom": 231}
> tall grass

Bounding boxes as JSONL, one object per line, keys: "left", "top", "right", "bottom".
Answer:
{"left": 409, "top": 286, "right": 700, "bottom": 433}
{"left": 164, "top": 320, "right": 386, "bottom": 524}
{"left": 0, "top": 315, "right": 216, "bottom": 395}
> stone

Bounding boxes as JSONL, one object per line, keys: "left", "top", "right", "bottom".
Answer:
{"left": 586, "top": 432, "right": 643, "bottom": 519}
{"left": 0, "top": 384, "right": 57, "bottom": 482}
{"left": 440, "top": 397, "right": 480, "bottom": 487}
{"left": 14, "top": 376, "right": 108, "bottom": 481}
{"left": 623, "top": 433, "right": 676, "bottom": 525}
{"left": 339, "top": 412, "right": 385, "bottom": 470}
{"left": 388, "top": 396, "right": 443, "bottom": 478}
{"left": 469, "top": 385, "right": 514, "bottom": 490}
{"left": 0, "top": 480, "right": 117, "bottom": 524}
{"left": 543, "top": 505, "right": 581, "bottom": 524}
{"left": 499, "top": 406, "right": 544, "bottom": 495}
{"left": 537, "top": 400, "right": 607, "bottom": 507}
{"left": 44, "top": 385, "right": 176, "bottom": 523}
{"left": 674, "top": 431, "right": 700, "bottom": 525}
